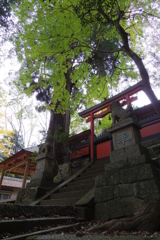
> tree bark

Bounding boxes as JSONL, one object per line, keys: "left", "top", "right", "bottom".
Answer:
{"left": 115, "top": 21, "right": 160, "bottom": 117}
{"left": 47, "top": 67, "right": 72, "bottom": 164}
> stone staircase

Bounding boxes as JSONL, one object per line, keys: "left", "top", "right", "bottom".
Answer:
{"left": 40, "top": 158, "right": 109, "bottom": 206}
{"left": 0, "top": 204, "right": 80, "bottom": 239}
{"left": 38, "top": 137, "right": 160, "bottom": 208}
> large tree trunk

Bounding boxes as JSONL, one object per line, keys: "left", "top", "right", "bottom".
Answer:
{"left": 47, "top": 67, "right": 72, "bottom": 164}
{"left": 48, "top": 109, "right": 70, "bottom": 164}
{"left": 115, "top": 21, "right": 160, "bottom": 117}
{"left": 99, "top": 4, "right": 160, "bottom": 116}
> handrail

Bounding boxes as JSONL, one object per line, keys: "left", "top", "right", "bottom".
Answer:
{"left": 29, "top": 160, "right": 93, "bottom": 206}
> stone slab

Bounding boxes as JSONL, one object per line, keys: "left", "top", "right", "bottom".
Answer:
{"left": 95, "top": 174, "right": 108, "bottom": 187}
{"left": 117, "top": 183, "right": 133, "bottom": 198}
{"left": 120, "top": 167, "right": 137, "bottom": 183}
{"left": 94, "top": 186, "right": 113, "bottom": 203}
{"left": 76, "top": 206, "right": 94, "bottom": 220}
{"left": 108, "top": 118, "right": 141, "bottom": 150}
{"left": 133, "top": 179, "right": 160, "bottom": 200}
{"left": 26, "top": 234, "right": 157, "bottom": 240}
{"left": 94, "top": 202, "right": 110, "bottom": 221}
{"left": 16, "top": 187, "right": 49, "bottom": 204}
{"left": 109, "top": 144, "right": 149, "bottom": 165}
{"left": 108, "top": 197, "right": 144, "bottom": 219}
{"left": 106, "top": 170, "right": 120, "bottom": 185}
{"left": 0, "top": 204, "right": 75, "bottom": 218}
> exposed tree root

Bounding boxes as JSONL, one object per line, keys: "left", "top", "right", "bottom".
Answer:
{"left": 88, "top": 201, "right": 160, "bottom": 233}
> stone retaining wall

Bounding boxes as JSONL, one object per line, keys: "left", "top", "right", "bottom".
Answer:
{"left": 94, "top": 144, "right": 160, "bottom": 221}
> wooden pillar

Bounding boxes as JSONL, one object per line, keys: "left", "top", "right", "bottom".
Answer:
{"left": 22, "top": 159, "right": 29, "bottom": 188}
{"left": 90, "top": 112, "right": 94, "bottom": 161}
{"left": 0, "top": 164, "right": 5, "bottom": 189}
{"left": 126, "top": 95, "right": 131, "bottom": 105}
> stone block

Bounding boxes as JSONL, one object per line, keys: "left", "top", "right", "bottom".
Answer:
{"left": 113, "top": 184, "right": 134, "bottom": 198}
{"left": 120, "top": 164, "right": 159, "bottom": 185}
{"left": 123, "top": 197, "right": 144, "bottom": 216}
{"left": 26, "top": 177, "right": 55, "bottom": 190}
{"left": 108, "top": 197, "right": 144, "bottom": 219}
{"left": 94, "top": 202, "right": 110, "bottom": 221}
{"left": 35, "top": 157, "right": 54, "bottom": 173}
{"left": 95, "top": 174, "right": 108, "bottom": 187}
{"left": 108, "top": 119, "right": 141, "bottom": 150}
{"left": 110, "top": 148, "right": 127, "bottom": 163}
{"left": 113, "top": 185, "right": 119, "bottom": 198}
{"left": 136, "top": 164, "right": 155, "bottom": 181}
{"left": 118, "top": 183, "right": 133, "bottom": 197}
{"left": 16, "top": 187, "right": 46, "bottom": 204}
{"left": 30, "top": 171, "right": 54, "bottom": 182}
{"left": 108, "top": 199, "right": 124, "bottom": 219}
{"left": 105, "top": 163, "right": 118, "bottom": 172}
{"left": 76, "top": 207, "right": 94, "bottom": 220}
{"left": 133, "top": 179, "right": 160, "bottom": 200}
{"left": 113, "top": 127, "right": 140, "bottom": 150}
{"left": 125, "top": 144, "right": 149, "bottom": 159}
{"left": 94, "top": 186, "right": 113, "bottom": 203}
{"left": 15, "top": 188, "right": 26, "bottom": 204}
{"left": 127, "top": 155, "right": 149, "bottom": 166}
{"left": 106, "top": 170, "right": 120, "bottom": 185}
{"left": 154, "top": 167, "right": 160, "bottom": 180}
{"left": 120, "top": 167, "right": 137, "bottom": 183}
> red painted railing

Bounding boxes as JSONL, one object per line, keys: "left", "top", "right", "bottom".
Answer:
{"left": 79, "top": 81, "right": 144, "bottom": 160}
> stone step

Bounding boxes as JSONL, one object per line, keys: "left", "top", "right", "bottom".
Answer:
{"left": 50, "top": 190, "right": 88, "bottom": 199}
{"left": 67, "top": 177, "right": 96, "bottom": 187}
{"left": 0, "top": 204, "right": 75, "bottom": 218}
{"left": 82, "top": 163, "right": 105, "bottom": 172}
{"left": 148, "top": 143, "right": 160, "bottom": 158}
{"left": 59, "top": 183, "right": 94, "bottom": 193}
{"left": 40, "top": 159, "right": 107, "bottom": 206}
{"left": 142, "top": 137, "right": 160, "bottom": 149}
{"left": 71, "top": 161, "right": 106, "bottom": 175}
{"left": 70, "top": 161, "right": 106, "bottom": 183}
{"left": 40, "top": 197, "right": 80, "bottom": 206}
{"left": 0, "top": 216, "right": 76, "bottom": 234}
{"left": 90, "top": 159, "right": 109, "bottom": 168}
{"left": 77, "top": 169, "right": 104, "bottom": 180}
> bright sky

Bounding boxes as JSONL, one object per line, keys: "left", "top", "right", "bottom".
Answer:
{"left": 0, "top": 42, "right": 49, "bottom": 147}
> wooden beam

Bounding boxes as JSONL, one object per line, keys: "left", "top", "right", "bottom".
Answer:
{"left": 86, "top": 96, "right": 138, "bottom": 123}
{"left": 4, "top": 159, "right": 26, "bottom": 172}
{"left": 79, "top": 83, "right": 142, "bottom": 118}
{"left": 86, "top": 108, "right": 111, "bottom": 123}
{"left": 4, "top": 168, "right": 34, "bottom": 177}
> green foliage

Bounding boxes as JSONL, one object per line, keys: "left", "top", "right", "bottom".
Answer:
{"left": 29, "top": 151, "right": 38, "bottom": 163}
{"left": 95, "top": 114, "right": 112, "bottom": 135}
{"left": 0, "top": 130, "right": 14, "bottom": 161}
{"left": 0, "top": 130, "right": 24, "bottom": 161}
{"left": 11, "top": 0, "right": 160, "bottom": 138}
{"left": 12, "top": 0, "right": 121, "bottom": 116}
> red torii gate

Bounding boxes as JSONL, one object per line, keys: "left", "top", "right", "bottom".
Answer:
{"left": 79, "top": 81, "right": 143, "bottom": 161}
